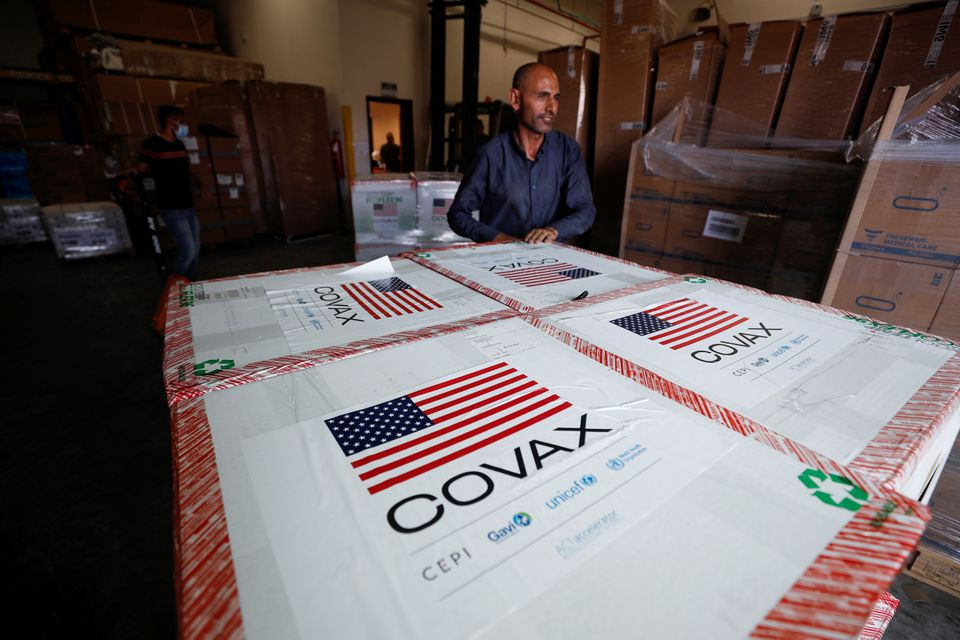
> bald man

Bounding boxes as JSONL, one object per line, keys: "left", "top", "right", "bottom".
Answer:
{"left": 448, "top": 62, "right": 596, "bottom": 244}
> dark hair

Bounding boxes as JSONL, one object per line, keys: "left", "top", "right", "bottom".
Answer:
{"left": 157, "top": 105, "right": 184, "bottom": 128}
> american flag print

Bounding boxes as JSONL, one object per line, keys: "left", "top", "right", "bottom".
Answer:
{"left": 496, "top": 262, "right": 600, "bottom": 287}
{"left": 610, "top": 298, "right": 749, "bottom": 350}
{"left": 373, "top": 202, "right": 397, "bottom": 216}
{"left": 340, "top": 277, "right": 443, "bottom": 320}
{"left": 325, "top": 361, "right": 571, "bottom": 494}
{"left": 432, "top": 197, "right": 453, "bottom": 217}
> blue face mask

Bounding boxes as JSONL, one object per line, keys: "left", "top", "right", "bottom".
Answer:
{"left": 174, "top": 123, "right": 189, "bottom": 138}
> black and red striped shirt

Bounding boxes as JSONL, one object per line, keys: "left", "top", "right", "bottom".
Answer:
{"left": 138, "top": 135, "right": 193, "bottom": 210}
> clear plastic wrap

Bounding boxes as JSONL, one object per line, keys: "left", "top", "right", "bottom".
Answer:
{"left": 0, "top": 198, "right": 47, "bottom": 244}
{"left": 412, "top": 171, "right": 466, "bottom": 243}
{"left": 641, "top": 98, "right": 860, "bottom": 193}
{"left": 848, "top": 74, "right": 960, "bottom": 163}
{"left": 41, "top": 201, "right": 133, "bottom": 259}
{"left": 921, "top": 436, "right": 960, "bottom": 563}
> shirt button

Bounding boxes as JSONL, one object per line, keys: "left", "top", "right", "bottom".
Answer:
{"left": 532, "top": 185, "right": 537, "bottom": 189}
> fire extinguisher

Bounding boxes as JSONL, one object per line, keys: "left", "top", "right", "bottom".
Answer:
{"left": 331, "top": 131, "right": 345, "bottom": 179}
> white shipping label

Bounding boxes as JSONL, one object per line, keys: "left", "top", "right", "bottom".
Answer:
{"left": 742, "top": 23, "right": 762, "bottom": 65}
{"left": 234, "top": 173, "right": 245, "bottom": 186}
{"left": 182, "top": 136, "right": 199, "bottom": 151}
{"left": 188, "top": 152, "right": 199, "bottom": 165}
{"left": 811, "top": 15, "right": 837, "bottom": 66}
{"left": 217, "top": 174, "right": 233, "bottom": 186}
{"left": 619, "top": 121, "right": 645, "bottom": 130}
{"left": 842, "top": 60, "right": 875, "bottom": 73}
{"left": 655, "top": 81, "right": 668, "bottom": 91}
{"left": 228, "top": 187, "right": 239, "bottom": 200}
{"left": 613, "top": 0, "right": 623, "bottom": 24}
{"left": 703, "top": 209, "right": 748, "bottom": 243}
{"left": 759, "top": 63, "right": 791, "bottom": 75}
{"left": 925, "top": 0, "right": 957, "bottom": 68}
{"left": 567, "top": 46, "right": 577, "bottom": 78}
{"left": 689, "top": 40, "right": 704, "bottom": 80}
{"left": 631, "top": 25, "right": 654, "bottom": 34}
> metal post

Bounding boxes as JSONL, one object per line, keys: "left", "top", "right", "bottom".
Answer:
{"left": 428, "top": 1, "right": 447, "bottom": 170}
{"left": 460, "top": 0, "right": 482, "bottom": 170}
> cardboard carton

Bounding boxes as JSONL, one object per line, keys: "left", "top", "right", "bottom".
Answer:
{"left": 44, "top": 0, "right": 217, "bottom": 46}
{"left": 860, "top": 2, "right": 960, "bottom": 135}
{"left": 825, "top": 252, "right": 952, "bottom": 329}
{"left": 537, "top": 46, "right": 598, "bottom": 164}
{"left": 776, "top": 13, "right": 889, "bottom": 140}
{"left": 712, "top": 21, "right": 804, "bottom": 135}
{"left": 929, "top": 272, "right": 960, "bottom": 339}
{"left": 651, "top": 30, "right": 725, "bottom": 133}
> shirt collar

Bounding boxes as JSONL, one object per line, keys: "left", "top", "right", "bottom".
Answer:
{"left": 511, "top": 129, "right": 549, "bottom": 160}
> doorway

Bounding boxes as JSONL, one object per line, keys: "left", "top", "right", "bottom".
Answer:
{"left": 366, "top": 96, "right": 414, "bottom": 174}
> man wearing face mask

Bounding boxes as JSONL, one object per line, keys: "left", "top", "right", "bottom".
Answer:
{"left": 447, "top": 62, "right": 595, "bottom": 244}
{"left": 137, "top": 105, "right": 200, "bottom": 281}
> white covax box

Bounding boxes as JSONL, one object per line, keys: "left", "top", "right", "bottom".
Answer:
{"left": 171, "top": 317, "right": 925, "bottom": 640}
{"left": 529, "top": 274, "right": 960, "bottom": 499}
{"left": 163, "top": 257, "right": 514, "bottom": 405}
{"left": 351, "top": 174, "right": 419, "bottom": 246}
{"left": 408, "top": 241, "right": 669, "bottom": 312}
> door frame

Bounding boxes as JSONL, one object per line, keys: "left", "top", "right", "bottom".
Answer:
{"left": 366, "top": 96, "right": 415, "bottom": 173}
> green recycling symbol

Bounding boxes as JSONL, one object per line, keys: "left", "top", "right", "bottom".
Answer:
{"left": 416, "top": 252, "right": 432, "bottom": 258}
{"left": 193, "top": 358, "right": 235, "bottom": 376}
{"left": 684, "top": 276, "right": 708, "bottom": 284}
{"left": 798, "top": 468, "right": 869, "bottom": 512}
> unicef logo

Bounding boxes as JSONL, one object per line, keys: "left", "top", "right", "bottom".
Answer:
{"left": 580, "top": 474, "right": 597, "bottom": 486}
{"left": 513, "top": 512, "right": 532, "bottom": 527}
{"left": 606, "top": 458, "right": 625, "bottom": 471}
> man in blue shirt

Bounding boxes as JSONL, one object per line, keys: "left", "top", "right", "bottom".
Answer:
{"left": 447, "top": 62, "right": 596, "bottom": 244}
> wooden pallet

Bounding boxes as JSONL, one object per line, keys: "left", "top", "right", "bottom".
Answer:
{"left": 905, "top": 544, "right": 960, "bottom": 599}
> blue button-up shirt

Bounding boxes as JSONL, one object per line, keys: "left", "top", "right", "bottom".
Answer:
{"left": 447, "top": 130, "right": 596, "bottom": 243}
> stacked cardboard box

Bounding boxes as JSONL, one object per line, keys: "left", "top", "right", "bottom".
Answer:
{"left": 73, "top": 35, "right": 263, "bottom": 83}
{"left": 822, "top": 76, "right": 960, "bottom": 338}
{"left": 860, "top": 2, "right": 960, "bottom": 135}
{"left": 41, "top": 0, "right": 218, "bottom": 46}
{"left": 711, "top": 21, "right": 803, "bottom": 137}
{"left": 620, "top": 101, "right": 860, "bottom": 300}
{"left": 776, "top": 13, "right": 889, "bottom": 140}
{"left": 188, "top": 83, "right": 266, "bottom": 233}
{"left": 537, "top": 45, "right": 598, "bottom": 166}
{"left": 25, "top": 144, "right": 111, "bottom": 205}
{"left": 650, "top": 30, "right": 725, "bottom": 138}
{"left": 592, "top": 0, "right": 676, "bottom": 255}
{"left": 246, "top": 81, "right": 338, "bottom": 239}
{"left": 86, "top": 74, "right": 207, "bottom": 136}
{"left": 41, "top": 200, "right": 133, "bottom": 259}
{"left": 0, "top": 104, "right": 65, "bottom": 142}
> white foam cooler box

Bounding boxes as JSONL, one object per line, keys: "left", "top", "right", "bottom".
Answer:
{"left": 170, "top": 316, "right": 926, "bottom": 639}
{"left": 162, "top": 257, "right": 515, "bottom": 405}
{"left": 406, "top": 241, "right": 669, "bottom": 312}
{"left": 527, "top": 274, "right": 960, "bottom": 500}
{"left": 351, "top": 174, "right": 419, "bottom": 247}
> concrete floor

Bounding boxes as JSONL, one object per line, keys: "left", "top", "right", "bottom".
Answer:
{"left": 2, "top": 236, "right": 958, "bottom": 638}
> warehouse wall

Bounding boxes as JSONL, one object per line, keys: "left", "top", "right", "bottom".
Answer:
{"left": 214, "top": 0, "right": 596, "bottom": 173}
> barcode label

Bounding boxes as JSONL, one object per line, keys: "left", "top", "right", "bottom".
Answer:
{"left": 655, "top": 81, "right": 668, "bottom": 91}
{"left": 613, "top": 0, "right": 623, "bottom": 25}
{"left": 703, "top": 210, "right": 748, "bottom": 243}
{"left": 567, "top": 46, "right": 577, "bottom": 78}
{"left": 842, "top": 60, "right": 874, "bottom": 73}
{"left": 742, "top": 23, "right": 762, "bottom": 65}
{"left": 689, "top": 40, "right": 704, "bottom": 80}
{"left": 759, "top": 63, "right": 791, "bottom": 75}
{"left": 619, "top": 121, "right": 646, "bottom": 130}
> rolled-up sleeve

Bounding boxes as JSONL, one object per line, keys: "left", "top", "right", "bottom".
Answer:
{"left": 447, "top": 153, "right": 501, "bottom": 242}
{"left": 549, "top": 142, "right": 596, "bottom": 240}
